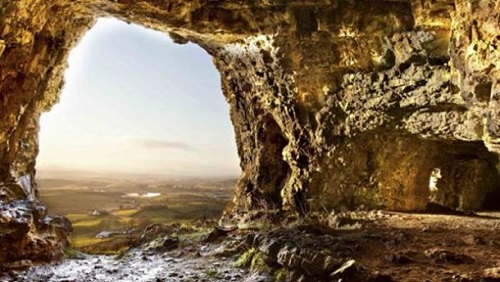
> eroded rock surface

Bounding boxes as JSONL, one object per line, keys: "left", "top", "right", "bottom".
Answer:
{"left": 1, "top": 250, "right": 270, "bottom": 282}
{"left": 229, "top": 210, "right": 500, "bottom": 281}
{"left": 0, "top": 0, "right": 499, "bottom": 264}
{"left": 0, "top": 200, "right": 71, "bottom": 267}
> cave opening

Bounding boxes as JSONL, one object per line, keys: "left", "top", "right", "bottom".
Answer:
{"left": 428, "top": 167, "right": 441, "bottom": 203}
{"left": 35, "top": 18, "right": 240, "bottom": 253}
{"left": 3, "top": 1, "right": 500, "bottom": 279}
{"left": 427, "top": 141, "right": 500, "bottom": 211}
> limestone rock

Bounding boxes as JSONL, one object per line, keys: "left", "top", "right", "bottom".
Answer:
{"left": 144, "top": 236, "right": 179, "bottom": 253}
{"left": 258, "top": 238, "right": 281, "bottom": 261}
{"left": 0, "top": 0, "right": 499, "bottom": 264}
{"left": 0, "top": 200, "right": 71, "bottom": 266}
{"left": 202, "top": 226, "right": 233, "bottom": 243}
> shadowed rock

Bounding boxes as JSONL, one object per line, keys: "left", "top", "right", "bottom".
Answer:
{"left": 0, "top": 0, "right": 499, "bottom": 265}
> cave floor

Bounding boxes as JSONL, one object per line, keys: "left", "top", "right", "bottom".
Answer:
{"left": 346, "top": 211, "right": 500, "bottom": 281}
{"left": 235, "top": 210, "right": 500, "bottom": 281}
{"left": 2, "top": 211, "right": 500, "bottom": 282}
{"left": 1, "top": 249, "right": 271, "bottom": 282}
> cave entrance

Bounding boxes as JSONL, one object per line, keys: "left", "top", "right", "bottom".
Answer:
{"left": 35, "top": 18, "right": 240, "bottom": 253}
{"left": 425, "top": 141, "right": 500, "bottom": 212}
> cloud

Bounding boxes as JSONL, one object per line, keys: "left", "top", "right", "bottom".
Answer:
{"left": 123, "top": 137, "right": 196, "bottom": 152}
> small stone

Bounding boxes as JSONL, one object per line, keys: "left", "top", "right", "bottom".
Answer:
{"left": 202, "top": 226, "right": 233, "bottom": 243}
{"left": 258, "top": 239, "right": 281, "bottom": 261}
{"left": 483, "top": 267, "right": 500, "bottom": 280}
{"left": 368, "top": 272, "right": 395, "bottom": 282}
{"left": 4, "top": 259, "right": 32, "bottom": 270}
{"left": 323, "top": 255, "right": 341, "bottom": 273}
{"left": 386, "top": 251, "right": 416, "bottom": 264}
{"left": 461, "top": 235, "right": 486, "bottom": 246}
{"left": 145, "top": 236, "right": 179, "bottom": 253}
{"left": 330, "top": 259, "right": 358, "bottom": 279}
{"left": 106, "top": 268, "right": 118, "bottom": 274}
{"left": 424, "top": 248, "right": 475, "bottom": 264}
{"left": 277, "top": 246, "right": 302, "bottom": 269}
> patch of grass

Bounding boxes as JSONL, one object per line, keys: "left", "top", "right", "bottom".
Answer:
{"left": 234, "top": 248, "right": 259, "bottom": 268}
{"left": 237, "top": 219, "right": 273, "bottom": 231}
{"left": 40, "top": 191, "right": 121, "bottom": 214}
{"left": 72, "top": 218, "right": 104, "bottom": 227}
{"left": 112, "top": 209, "right": 138, "bottom": 217}
{"left": 39, "top": 176, "right": 234, "bottom": 255}
{"left": 204, "top": 269, "right": 218, "bottom": 278}
{"left": 179, "top": 230, "right": 210, "bottom": 243}
{"left": 249, "top": 251, "right": 269, "bottom": 273}
{"left": 65, "top": 213, "right": 94, "bottom": 222}
{"left": 62, "top": 247, "right": 78, "bottom": 259}
{"left": 149, "top": 217, "right": 176, "bottom": 224}
{"left": 274, "top": 268, "right": 291, "bottom": 282}
{"left": 234, "top": 247, "right": 271, "bottom": 273}
{"left": 131, "top": 205, "right": 178, "bottom": 218}
{"left": 71, "top": 236, "right": 107, "bottom": 248}
{"left": 97, "top": 217, "right": 128, "bottom": 229}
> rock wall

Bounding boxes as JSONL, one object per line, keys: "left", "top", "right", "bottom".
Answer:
{"left": 0, "top": 0, "right": 499, "bottom": 263}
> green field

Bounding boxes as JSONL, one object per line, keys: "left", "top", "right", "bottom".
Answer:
{"left": 37, "top": 174, "right": 236, "bottom": 254}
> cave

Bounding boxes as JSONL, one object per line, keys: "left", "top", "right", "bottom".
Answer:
{"left": 1, "top": 0, "right": 500, "bottom": 274}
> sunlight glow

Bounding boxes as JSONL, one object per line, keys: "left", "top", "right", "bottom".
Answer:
{"left": 37, "top": 18, "right": 240, "bottom": 177}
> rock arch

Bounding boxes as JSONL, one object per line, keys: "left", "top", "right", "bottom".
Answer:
{"left": 0, "top": 0, "right": 499, "bottom": 263}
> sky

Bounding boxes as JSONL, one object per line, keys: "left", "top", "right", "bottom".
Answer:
{"left": 37, "top": 18, "right": 240, "bottom": 177}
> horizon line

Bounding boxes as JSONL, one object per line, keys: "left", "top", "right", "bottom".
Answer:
{"left": 36, "top": 166, "right": 241, "bottom": 179}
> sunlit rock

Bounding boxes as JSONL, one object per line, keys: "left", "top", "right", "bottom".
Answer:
{"left": 0, "top": 0, "right": 499, "bottom": 264}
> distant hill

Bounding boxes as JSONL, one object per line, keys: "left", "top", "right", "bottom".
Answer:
{"left": 36, "top": 167, "right": 239, "bottom": 183}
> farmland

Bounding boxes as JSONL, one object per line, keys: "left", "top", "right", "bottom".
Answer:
{"left": 37, "top": 170, "right": 236, "bottom": 253}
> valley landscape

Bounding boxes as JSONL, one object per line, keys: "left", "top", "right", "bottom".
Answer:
{"left": 1, "top": 0, "right": 500, "bottom": 281}
{"left": 1, "top": 169, "right": 500, "bottom": 282}
{"left": 37, "top": 169, "right": 235, "bottom": 254}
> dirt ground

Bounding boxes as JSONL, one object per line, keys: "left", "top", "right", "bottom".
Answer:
{"left": 344, "top": 211, "right": 500, "bottom": 281}
{"left": 223, "top": 210, "right": 500, "bottom": 281}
